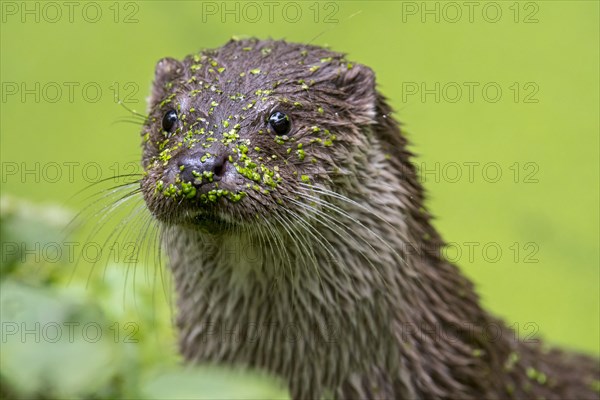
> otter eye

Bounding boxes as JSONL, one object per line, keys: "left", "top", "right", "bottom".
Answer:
{"left": 268, "top": 111, "right": 291, "bottom": 135}
{"left": 162, "top": 109, "right": 178, "bottom": 133}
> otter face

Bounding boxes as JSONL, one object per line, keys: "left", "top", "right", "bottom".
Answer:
{"left": 140, "top": 39, "right": 377, "bottom": 232}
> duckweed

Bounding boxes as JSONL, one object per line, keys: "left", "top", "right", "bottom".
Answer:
{"left": 145, "top": 42, "right": 346, "bottom": 206}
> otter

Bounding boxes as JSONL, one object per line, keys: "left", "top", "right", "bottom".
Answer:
{"left": 139, "top": 38, "right": 599, "bottom": 399}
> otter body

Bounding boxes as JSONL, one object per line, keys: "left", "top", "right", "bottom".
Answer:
{"left": 140, "top": 39, "right": 599, "bottom": 399}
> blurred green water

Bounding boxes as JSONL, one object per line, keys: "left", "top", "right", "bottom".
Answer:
{"left": 1, "top": 0, "right": 598, "bottom": 397}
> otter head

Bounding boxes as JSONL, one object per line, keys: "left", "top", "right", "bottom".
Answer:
{"left": 140, "top": 38, "right": 384, "bottom": 234}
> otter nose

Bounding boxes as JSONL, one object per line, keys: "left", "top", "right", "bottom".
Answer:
{"left": 178, "top": 153, "right": 228, "bottom": 186}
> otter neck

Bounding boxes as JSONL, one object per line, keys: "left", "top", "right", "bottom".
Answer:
{"left": 163, "top": 130, "right": 519, "bottom": 399}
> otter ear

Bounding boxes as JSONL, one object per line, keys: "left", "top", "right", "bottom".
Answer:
{"left": 147, "top": 57, "right": 184, "bottom": 111}
{"left": 336, "top": 63, "right": 377, "bottom": 123}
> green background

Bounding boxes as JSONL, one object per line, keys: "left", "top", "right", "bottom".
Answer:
{"left": 1, "top": 1, "right": 598, "bottom": 398}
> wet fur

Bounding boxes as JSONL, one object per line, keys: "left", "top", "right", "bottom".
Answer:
{"left": 141, "top": 39, "right": 599, "bottom": 399}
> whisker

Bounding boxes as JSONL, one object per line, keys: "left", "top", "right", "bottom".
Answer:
{"left": 273, "top": 211, "right": 320, "bottom": 292}
{"left": 280, "top": 195, "right": 381, "bottom": 292}
{"left": 68, "top": 187, "right": 142, "bottom": 285}
{"left": 111, "top": 118, "right": 146, "bottom": 127}
{"left": 293, "top": 184, "right": 418, "bottom": 278}
{"left": 262, "top": 216, "right": 293, "bottom": 288}
{"left": 70, "top": 174, "right": 141, "bottom": 200}
{"left": 117, "top": 99, "right": 148, "bottom": 120}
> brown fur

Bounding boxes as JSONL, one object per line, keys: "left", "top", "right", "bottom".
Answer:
{"left": 140, "top": 38, "right": 599, "bottom": 399}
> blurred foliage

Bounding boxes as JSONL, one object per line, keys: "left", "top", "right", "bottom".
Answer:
{"left": 0, "top": 196, "right": 288, "bottom": 399}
